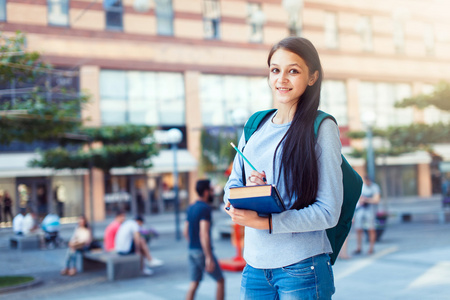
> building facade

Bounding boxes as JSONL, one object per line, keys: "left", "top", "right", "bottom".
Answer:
{"left": 1, "top": 0, "right": 450, "bottom": 223}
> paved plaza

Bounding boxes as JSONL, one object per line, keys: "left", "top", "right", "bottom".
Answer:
{"left": 1, "top": 200, "right": 450, "bottom": 300}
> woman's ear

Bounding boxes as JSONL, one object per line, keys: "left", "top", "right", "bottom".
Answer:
{"left": 308, "top": 70, "right": 319, "bottom": 86}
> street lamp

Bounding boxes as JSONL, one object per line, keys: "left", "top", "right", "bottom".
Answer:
{"left": 361, "top": 111, "right": 376, "bottom": 181}
{"left": 167, "top": 128, "right": 183, "bottom": 241}
{"left": 282, "top": 0, "right": 304, "bottom": 36}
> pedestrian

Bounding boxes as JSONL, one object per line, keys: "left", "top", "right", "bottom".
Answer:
{"left": 3, "top": 191, "right": 13, "bottom": 223}
{"left": 353, "top": 176, "right": 381, "bottom": 255}
{"left": 184, "top": 180, "right": 225, "bottom": 300}
{"left": 224, "top": 36, "right": 342, "bottom": 299}
{"left": 12, "top": 208, "right": 26, "bottom": 235}
{"left": 114, "top": 216, "right": 163, "bottom": 275}
{"left": 103, "top": 210, "right": 126, "bottom": 252}
{"left": 61, "top": 216, "right": 92, "bottom": 276}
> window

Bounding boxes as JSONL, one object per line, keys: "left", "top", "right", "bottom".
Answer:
{"left": 100, "top": 70, "right": 185, "bottom": 126}
{"left": 423, "top": 23, "right": 435, "bottom": 56}
{"left": 48, "top": 0, "right": 69, "bottom": 27}
{"left": 104, "top": 0, "right": 123, "bottom": 30}
{"left": 320, "top": 80, "right": 348, "bottom": 126}
{"left": 155, "top": 0, "right": 174, "bottom": 36}
{"left": 200, "top": 75, "right": 272, "bottom": 126}
{"left": 392, "top": 15, "right": 405, "bottom": 53}
{"left": 203, "top": 0, "right": 220, "bottom": 39}
{"left": 358, "top": 82, "right": 413, "bottom": 128}
{"left": 247, "top": 3, "right": 265, "bottom": 43}
{"left": 0, "top": 0, "right": 6, "bottom": 22}
{"left": 324, "top": 12, "right": 338, "bottom": 49}
{"left": 356, "top": 16, "right": 373, "bottom": 51}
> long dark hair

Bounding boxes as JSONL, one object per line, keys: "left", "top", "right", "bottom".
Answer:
{"left": 267, "top": 37, "right": 323, "bottom": 210}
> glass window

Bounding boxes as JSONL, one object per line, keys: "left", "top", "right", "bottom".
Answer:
{"left": 104, "top": 0, "right": 123, "bottom": 30}
{"left": 423, "top": 23, "right": 435, "bottom": 56}
{"left": 358, "top": 82, "right": 413, "bottom": 128}
{"left": 320, "top": 80, "right": 348, "bottom": 126}
{"left": 100, "top": 70, "right": 185, "bottom": 126}
{"left": 0, "top": 0, "right": 6, "bottom": 22}
{"left": 324, "top": 12, "right": 338, "bottom": 49}
{"left": 155, "top": 0, "right": 174, "bottom": 36}
{"left": 356, "top": 16, "right": 373, "bottom": 52}
{"left": 48, "top": 0, "right": 69, "bottom": 27}
{"left": 200, "top": 74, "right": 272, "bottom": 126}
{"left": 247, "top": 3, "right": 264, "bottom": 43}
{"left": 203, "top": 0, "right": 220, "bottom": 39}
{"left": 392, "top": 15, "right": 405, "bottom": 53}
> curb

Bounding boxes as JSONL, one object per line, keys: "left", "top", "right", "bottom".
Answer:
{"left": 0, "top": 277, "right": 43, "bottom": 294}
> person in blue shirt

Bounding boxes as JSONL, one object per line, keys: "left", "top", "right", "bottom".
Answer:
{"left": 184, "top": 179, "right": 224, "bottom": 300}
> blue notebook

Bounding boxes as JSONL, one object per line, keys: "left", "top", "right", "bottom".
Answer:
{"left": 228, "top": 184, "right": 286, "bottom": 216}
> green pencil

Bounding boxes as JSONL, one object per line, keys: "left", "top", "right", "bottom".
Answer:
{"left": 230, "top": 142, "right": 257, "bottom": 172}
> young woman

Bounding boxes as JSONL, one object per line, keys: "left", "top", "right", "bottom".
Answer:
{"left": 224, "top": 37, "right": 343, "bottom": 299}
{"left": 61, "top": 216, "right": 92, "bottom": 276}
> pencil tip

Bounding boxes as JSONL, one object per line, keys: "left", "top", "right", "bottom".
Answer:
{"left": 230, "top": 142, "right": 236, "bottom": 147}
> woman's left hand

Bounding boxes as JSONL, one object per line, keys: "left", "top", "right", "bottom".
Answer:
{"left": 224, "top": 203, "right": 268, "bottom": 230}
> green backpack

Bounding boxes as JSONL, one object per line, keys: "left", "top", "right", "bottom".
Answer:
{"left": 242, "top": 109, "right": 363, "bottom": 265}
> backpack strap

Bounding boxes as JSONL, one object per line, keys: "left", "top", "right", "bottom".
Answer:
{"left": 243, "top": 109, "right": 277, "bottom": 143}
{"left": 314, "top": 110, "right": 337, "bottom": 137}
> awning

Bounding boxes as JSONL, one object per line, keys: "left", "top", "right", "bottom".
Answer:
{"left": 0, "top": 149, "right": 198, "bottom": 178}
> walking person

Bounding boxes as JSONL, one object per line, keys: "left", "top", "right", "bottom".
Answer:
{"left": 184, "top": 179, "right": 224, "bottom": 300}
{"left": 353, "top": 176, "right": 381, "bottom": 255}
{"left": 224, "top": 36, "right": 342, "bottom": 299}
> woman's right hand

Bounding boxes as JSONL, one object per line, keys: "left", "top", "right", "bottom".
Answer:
{"left": 246, "top": 170, "right": 266, "bottom": 186}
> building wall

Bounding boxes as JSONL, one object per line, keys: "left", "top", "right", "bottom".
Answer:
{"left": 2, "top": 0, "right": 450, "bottom": 218}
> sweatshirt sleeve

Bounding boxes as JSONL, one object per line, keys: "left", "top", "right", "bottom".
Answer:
{"left": 271, "top": 119, "right": 344, "bottom": 233}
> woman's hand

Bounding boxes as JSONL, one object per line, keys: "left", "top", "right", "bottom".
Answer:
{"left": 224, "top": 203, "right": 269, "bottom": 230}
{"left": 246, "top": 170, "right": 266, "bottom": 186}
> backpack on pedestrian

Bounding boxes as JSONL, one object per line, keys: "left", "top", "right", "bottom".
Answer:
{"left": 242, "top": 109, "right": 363, "bottom": 265}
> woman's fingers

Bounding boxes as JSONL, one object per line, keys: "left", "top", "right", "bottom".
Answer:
{"left": 248, "top": 170, "right": 267, "bottom": 185}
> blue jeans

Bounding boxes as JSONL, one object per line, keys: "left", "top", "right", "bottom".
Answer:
{"left": 240, "top": 253, "right": 335, "bottom": 300}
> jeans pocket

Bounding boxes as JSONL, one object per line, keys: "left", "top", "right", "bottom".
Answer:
{"left": 281, "top": 261, "right": 315, "bottom": 277}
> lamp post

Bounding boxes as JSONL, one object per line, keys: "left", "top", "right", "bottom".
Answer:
{"left": 361, "top": 112, "right": 376, "bottom": 181}
{"left": 167, "top": 128, "right": 183, "bottom": 241}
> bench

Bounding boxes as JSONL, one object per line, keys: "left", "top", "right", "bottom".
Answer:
{"left": 10, "top": 235, "right": 40, "bottom": 250}
{"left": 82, "top": 251, "right": 141, "bottom": 281}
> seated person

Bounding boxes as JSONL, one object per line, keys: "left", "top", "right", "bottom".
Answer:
{"left": 103, "top": 211, "right": 126, "bottom": 252}
{"left": 12, "top": 209, "right": 26, "bottom": 235}
{"left": 114, "top": 216, "right": 163, "bottom": 275}
{"left": 61, "top": 216, "right": 92, "bottom": 276}
{"left": 22, "top": 209, "right": 38, "bottom": 235}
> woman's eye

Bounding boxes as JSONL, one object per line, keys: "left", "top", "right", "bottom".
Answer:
{"left": 289, "top": 69, "right": 299, "bottom": 74}
{"left": 270, "top": 68, "right": 279, "bottom": 73}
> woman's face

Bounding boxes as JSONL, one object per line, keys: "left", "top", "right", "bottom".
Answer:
{"left": 269, "top": 49, "right": 318, "bottom": 107}
{"left": 79, "top": 217, "right": 86, "bottom": 227}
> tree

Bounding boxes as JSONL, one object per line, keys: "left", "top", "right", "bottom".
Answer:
{"left": 0, "top": 31, "right": 87, "bottom": 144}
{"left": 1, "top": 31, "right": 159, "bottom": 176}
{"left": 347, "top": 81, "right": 450, "bottom": 158}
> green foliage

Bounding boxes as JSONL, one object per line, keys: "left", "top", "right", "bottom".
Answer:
{"left": 0, "top": 31, "right": 48, "bottom": 83}
{"left": 200, "top": 127, "right": 237, "bottom": 173}
{"left": 30, "top": 125, "right": 158, "bottom": 172}
{"left": 395, "top": 81, "right": 450, "bottom": 111}
{"left": 0, "top": 276, "right": 34, "bottom": 288}
{"left": 1, "top": 32, "right": 159, "bottom": 173}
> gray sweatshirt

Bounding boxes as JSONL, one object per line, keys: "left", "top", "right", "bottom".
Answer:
{"left": 223, "top": 112, "right": 343, "bottom": 269}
